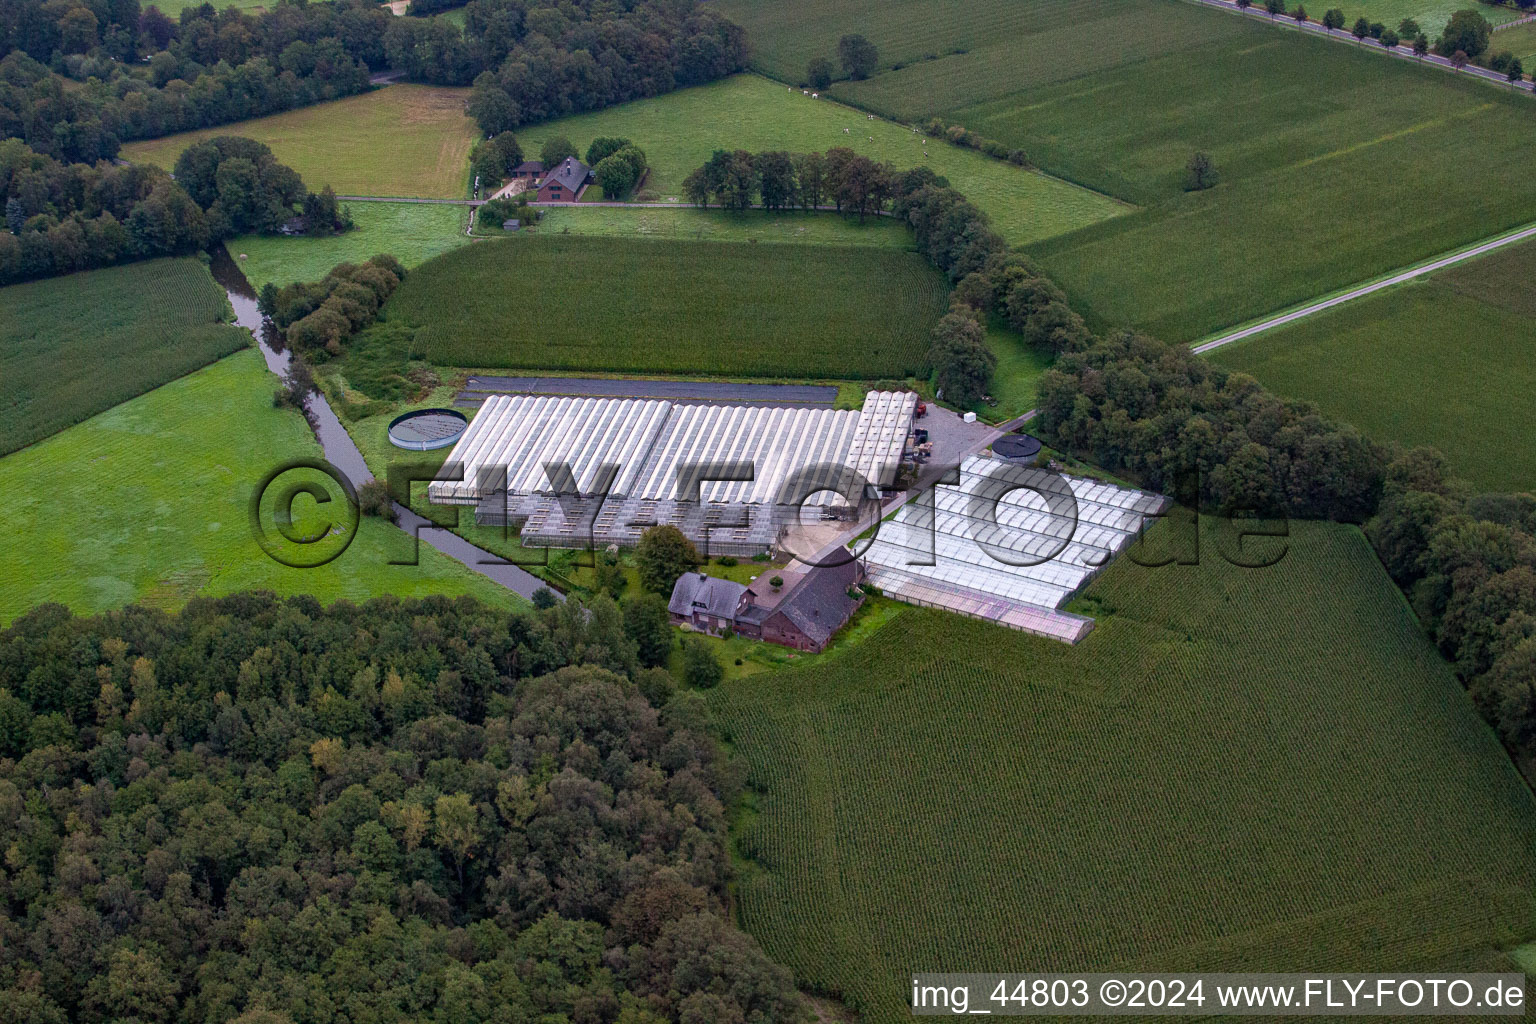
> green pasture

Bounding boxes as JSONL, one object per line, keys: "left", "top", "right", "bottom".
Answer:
{"left": 231, "top": 201, "right": 472, "bottom": 291}
{"left": 513, "top": 74, "right": 1127, "bottom": 245}
{"left": 981, "top": 22, "right": 1536, "bottom": 341}
{"left": 0, "top": 350, "right": 519, "bottom": 624}
{"left": 1490, "top": 19, "right": 1536, "bottom": 63}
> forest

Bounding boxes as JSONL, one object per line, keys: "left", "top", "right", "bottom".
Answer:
{"left": 0, "top": 0, "right": 746, "bottom": 164}
{"left": 0, "top": 134, "right": 346, "bottom": 283}
{"left": 0, "top": 592, "right": 803, "bottom": 1024}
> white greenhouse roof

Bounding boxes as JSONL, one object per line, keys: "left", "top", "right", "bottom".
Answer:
{"left": 843, "top": 390, "right": 917, "bottom": 490}
{"left": 428, "top": 391, "right": 908, "bottom": 509}
{"left": 628, "top": 403, "right": 863, "bottom": 506}
{"left": 428, "top": 395, "right": 673, "bottom": 503}
{"left": 861, "top": 456, "right": 1166, "bottom": 633}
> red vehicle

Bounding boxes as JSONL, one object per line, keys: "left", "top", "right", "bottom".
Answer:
{"left": 915, "top": 400, "right": 928, "bottom": 418}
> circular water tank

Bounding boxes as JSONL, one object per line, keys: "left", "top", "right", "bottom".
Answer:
{"left": 388, "top": 408, "right": 468, "bottom": 451}
{"left": 993, "top": 432, "right": 1043, "bottom": 464}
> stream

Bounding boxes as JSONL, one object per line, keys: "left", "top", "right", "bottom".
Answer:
{"left": 209, "top": 245, "right": 550, "bottom": 601}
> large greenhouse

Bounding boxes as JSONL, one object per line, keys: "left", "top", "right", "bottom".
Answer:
{"left": 860, "top": 455, "right": 1167, "bottom": 643}
{"left": 426, "top": 390, "right": 918, "bottom": 556}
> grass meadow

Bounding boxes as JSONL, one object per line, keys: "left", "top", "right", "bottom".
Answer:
{"left": 121, "top": 85, "right": 477, "bottom": 198}
{"left": 1491, "top": 19, "right": 1536, "bottom": 64}
{"left": 0, "top": 350, "right": 519, "bottom": 624}
{"left": 512, "top": 74, "right": 1127, "bottom": 245}
{"left": 725, "top": 0, "right": 1536, "bottom": 343}
{"left": 709, "top": 518, "right": 1536, "bottom": 1021}
{"left": 141, "top": 0, "right": 265, "bottom": 15}
{"left": 518, "top": 205, "right": 915, "bottom": 247}
{"left": 231, "top": 201, "right": 472, "bottom": 290}
{"left": 385, "top": 234, "right": 951, "bottom": 378}
{"left": 1213, "top": 239, "right": 1536, "bottom": 492}
{"left": 0, "top": 259, "right": 250, "bottom": 457}
{"left": 1338, "top": 0, "right": 1520, "bottom": 36}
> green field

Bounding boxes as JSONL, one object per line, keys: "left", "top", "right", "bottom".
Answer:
{"left": 722, "top": 0, "right": 1536, "bottom": 343}
{"left": 517, "top": 205, "right": 915, "bottom": 247}
{"left": 513, "top": 74, "right": 1127, "bottom": 245}
{"left": 1491, "top": 19, "right": 1536, "bottom": 63}
{"left": 1, "top": 259, "right": 250, "bottom": 457}
{"left": 709, "top": 519, "right": 1536, "bottom": 1021}
{"left": 0, "top": 350, "right": 519, "bottom": 624}
{"left": 141, "top": 0, "right": 265, "bottom": 15}
{"left": 121, "top": 85, "right": 477, "bottom": 199}
{"left": 385, "top": 234, "right": 951, "bottom": 378}
{"left": 1338, "top": 0, "right": 1520, "bottom": 36}
{"left": 232, "top": 201, "right": 472, "bottom": 290}
{"left": 1213, "top": 239, "right": 1536, "bottom": 492}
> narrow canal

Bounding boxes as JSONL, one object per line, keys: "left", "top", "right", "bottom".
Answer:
{"left": 208, "top": 244, "right": 551, "bottom": 601}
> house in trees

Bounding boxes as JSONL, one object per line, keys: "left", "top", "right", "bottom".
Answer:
{"left": 668, "top": 562, "right": 867, "bottom": 652}
{"left": 734, "top": 560, "right": 866, "bottom": 653}
{"left": 669, "top": 573, "right": 749, "bottom": 636}
{"left": 535, "top": 156, "right": 593, "bottom": 202}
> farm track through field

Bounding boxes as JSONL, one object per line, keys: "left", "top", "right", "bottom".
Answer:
{"left": 1193, "top": 220, "right": 1536, "bottom": 352}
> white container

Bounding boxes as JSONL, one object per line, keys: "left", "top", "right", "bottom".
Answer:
{"left": 962, "top": 411, "right": 977, "bottom": 423}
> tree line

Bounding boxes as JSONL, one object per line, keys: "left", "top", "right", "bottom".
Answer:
{"left": 0, "top": 591, "right": 803, "bottom": 1023}
{"left": 1367, "top": 450, "right": 1536, "bottom": 768}
{"left": 0, "top": 0, "right": 745, "bottom": 167}
{"left": 0, "top": 1, "right": 381, "bottom": 165}
{"left": 0, "top": 134, "right": 345, "bottom": 285}
{"left": 259, "top": 253, "right": 405, "bottom": 359}
{"left": 675, "top": 149, "right": 1093, "bottom": 403}
{"left": 681, "top": 147, "right": 897, "bottom": 219}
{"left": 456, "top": 0, "right": 747, "bottom": 131}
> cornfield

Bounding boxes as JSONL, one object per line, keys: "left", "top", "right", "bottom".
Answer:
{"left": 1, "top": 259, "right": 249, "bottom": 457}
{"left": 709, "top": 520, "right": 1536, "bottom": 1021}
{"left": 386, "top": 235, "right": 950, "bottom": 379}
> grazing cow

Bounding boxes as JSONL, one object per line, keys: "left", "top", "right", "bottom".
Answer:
{"left": 843, "top": 128, "right": 850, "bottom": 134}
{"left": 812, "top": 92, "right": 818, "bottom": 98}
{"left": 802, "top": 89, "right": 808, "bottom": 95}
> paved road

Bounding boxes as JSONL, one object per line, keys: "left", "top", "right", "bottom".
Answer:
{"left": 1192, "top": 220, "right": 1536, "bottom": 353}
{"left": 1187, "top": 0, "right": 1536, "bottom": 89}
